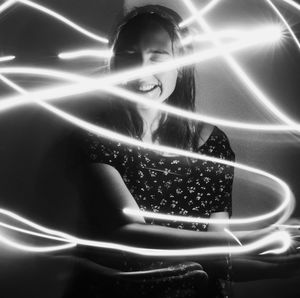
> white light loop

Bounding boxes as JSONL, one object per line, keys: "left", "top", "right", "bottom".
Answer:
{"left": 4, "top": 0, "right": 108, "bottom": 43}
{"left": 1, "top": 66, "right": 300, "bottom": 132}
{"left": 0, "top": 73, "right": 294, "bottom": 229}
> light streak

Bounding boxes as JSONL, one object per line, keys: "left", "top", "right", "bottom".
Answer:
{"left": 182, "top": 29, "right": 245, "bottom": 45}
{"left": 224, "top": 228, "right": 243, "bottom": 246}
{"left": 181, "top": 25, "right": 282, "bottom": 46}
{"left": 0, "top": 0, "right": 15, "bottom": 14}
{"left": 0, "top": 221, "right": 71, "bottom": 243}
{"left": 179, "top": 0, "right": 221, "bottom": 28}
{"left": 2, "top": 0, "right": 108, "bottom": 43}
{"left": 0, "top": 74, "right": 294, "bottom": 229}
{"left": 0, "top": 68, "right": 295, "bottom": 256}
{"left": 0, "top": 29, "right": 285, "bottom": 116}
{"left": 0, "top": 55, "right": 15, "bottom": 63}
{"left": 25, "top": 101, "right": 296, "bottom": 228}
{"left": 58, "top": 48, "right": 113, "bottom": 60}
{"left": 1, "top": 66, "right": 300, "bottom": 132}
{"left": 0, "top": 206, "right": 292, "bottom": 256}
{"left": 266, "top": 0, "right": 300, "bottom": 50}
{"left": 182, "top": 0, "right": 298, "bottom": 128}
{"left": 282, "top": 0, "right": 300, "bottom": 11}
{"left": 0, "top": 234, "right": 76, "bottom": 252}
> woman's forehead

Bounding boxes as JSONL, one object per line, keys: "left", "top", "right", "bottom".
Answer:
{"left": 117, "top": 23, "right": 173, "bottom": 52}
{"left": 139, "top": 27, "right": 172, "bottom": 51}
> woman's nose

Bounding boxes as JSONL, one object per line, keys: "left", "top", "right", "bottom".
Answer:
{"left": 113, "top": 52, "right": 145, "bottom": 70}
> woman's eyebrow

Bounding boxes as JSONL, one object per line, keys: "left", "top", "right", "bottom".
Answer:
{"left": 149, "top": 49, "right": 172, "bottom": 55}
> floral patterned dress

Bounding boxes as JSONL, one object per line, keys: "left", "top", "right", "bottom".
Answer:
{"left": 75, "top": 125, "right": 235, "bottom": 298}
{"left": 82, "top": 126, "right": 234, "bottom": 231}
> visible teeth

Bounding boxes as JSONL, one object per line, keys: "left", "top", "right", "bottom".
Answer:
{"left": 138, "top": 84, "right": 156, "bottom": 91}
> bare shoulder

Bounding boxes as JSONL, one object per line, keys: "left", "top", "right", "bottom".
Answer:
{"left": 86, "top": 162, "right": 145, "bottom": 224}
{"left": 88, "top": 162, "right": 120, "bottom": 177}
{"left": 197, "top": 123, "right": 215, "bottom": 147}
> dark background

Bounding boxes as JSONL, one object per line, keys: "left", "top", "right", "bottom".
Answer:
{"left": 0, "top": 0, "right": 299, "bottom": 297}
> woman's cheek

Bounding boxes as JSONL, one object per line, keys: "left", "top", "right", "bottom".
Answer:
{"left": 160, "top": 70, "right": 178, "bottom": 99}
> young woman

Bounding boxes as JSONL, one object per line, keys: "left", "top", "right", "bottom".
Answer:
{"left": 65, "top": 5, "right": 300, "bottom": 298}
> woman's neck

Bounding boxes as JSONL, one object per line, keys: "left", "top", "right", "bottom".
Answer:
{"left": 137, "top": 107, "right": 162, "bottom": 143}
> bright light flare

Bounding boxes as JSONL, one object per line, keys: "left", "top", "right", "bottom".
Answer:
{"left": 58, "top": 48, "right": 113, "bottom": 60}
{"left": 266, "top": 0, "right": 300, "bottom": 50}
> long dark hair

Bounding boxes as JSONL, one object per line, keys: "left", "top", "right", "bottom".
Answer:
{"left": 103, "top": 5, "right": 200, "bottom": 150}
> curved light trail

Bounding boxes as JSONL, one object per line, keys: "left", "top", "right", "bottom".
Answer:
{"left": 0, "top": 27, "right": 290, "bottom": 129}
{"left": 0, "top": 66, "right": 299, "bottom": 132}
{"left": 1, "top": 0, "right": 108, "bottom": 43}
{"left": 1, "top": 72, "right": 292, "bottom": 227}
{"left": 0, "top": 207, "right": 292, "bottom": 256}
{"left": 0, "top": 0, "right": 298, "bottom": 259}
{"left": 58, "top": 48, "right": 113, "bottom": 60}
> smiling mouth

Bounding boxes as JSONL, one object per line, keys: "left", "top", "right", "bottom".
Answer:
{"left": 136, "top": 84, "right": 161, "bottom": 93}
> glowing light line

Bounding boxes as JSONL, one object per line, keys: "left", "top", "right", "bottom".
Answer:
{"left": 35, "top": 103, "right": 295, "bottom": 227}
{"left": 0, "top": 0, "right": 15, "bottom": 14}
{"left": 0, "top": 74, "right": 294, "bottom": 228}
{"left": 0, "top": 233, "right": 76, "bottom": 252}
{"left": 282, "top": 0, "right": 300, "bottom": 11}
{"left": 1, "top": 66, "right": 300, "bottom": 132}
{"left": 0, "top": 207, "right": 292, "bottom": 256}
{"left": 0, "top": 221, "right": 70, "bottom": 243}
{"left": 266, "top": 0, "right": 300, "bottom": 50}
{"left": 182, "top": 0, "right": 297, "bottom": 128}
{"left": 179, "top": 0, "right": 221, "bottom": 28}
{"left": 0, "top": 30, "right": 284, "bottom": 116}
{"left": 6, "top": 0, "right": 108, "bottom": 43}
{"left": 58, "top": 48, "right": 113, "bottom": 60}
{"left": 0, "top": 76, "right": 294, "bottom": 255}
{"left": 182, "top": 29, "right": 245, "bottom": 45}
{"left": 0, "top": 55, "right": 15, "bottom": 63}
{"left": 224, "top": 228, "right": 243, "bottom": 246}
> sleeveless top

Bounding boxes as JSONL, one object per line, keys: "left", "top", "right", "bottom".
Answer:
{"left": 79, "top": 126, "right": 235, "bottom": 231}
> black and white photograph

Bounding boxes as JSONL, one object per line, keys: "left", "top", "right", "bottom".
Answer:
{"left": 0, "top": 0, "right": 300, "bottom": 297}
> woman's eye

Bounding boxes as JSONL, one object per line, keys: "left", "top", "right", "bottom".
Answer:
{"left": 116, "top": 50, "right": 137, "bottom": 57}
{"left": 150, "top": 54, "right": 171, "bottom": 62}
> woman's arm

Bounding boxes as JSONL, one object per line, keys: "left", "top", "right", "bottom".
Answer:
{"left": 81, "top": 162, "right": 300, "bottom": 282}
{"left": 84, "top": 163, "right": 265, "bottom": 253}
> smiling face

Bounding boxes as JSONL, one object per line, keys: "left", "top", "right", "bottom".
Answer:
{"left": 112, "top": 20, "right": 179, "bottom": 105}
